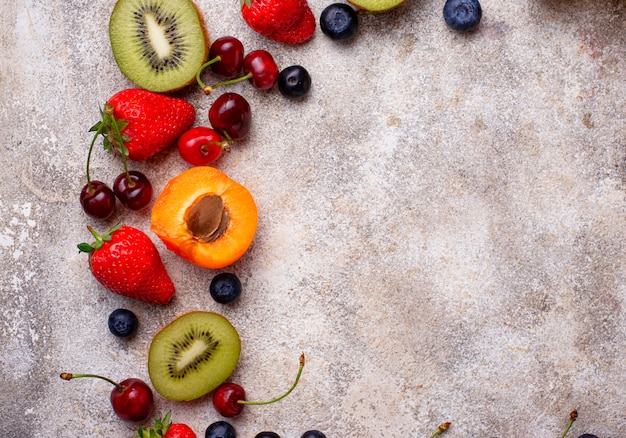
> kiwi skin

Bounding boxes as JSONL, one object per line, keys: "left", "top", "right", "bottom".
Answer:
{"left": 109, "top": 0, "right": 210, "bottom": 93}
{"left": 148, "top": 311, "right": 241, "bottom": 401}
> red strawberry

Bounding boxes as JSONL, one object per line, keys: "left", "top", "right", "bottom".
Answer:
{"left": 92, "top": 88, "right": 195, "bottom": 161}
{"left": 78, "top": 224, "right": 175, "bottom": 305}
{"left": 241, "top": 0, "right": 315, "bottom": 44}
{"left": 135, "top": 412, "right": 197, "bottom": 438}
{"left": 165, "top": 424, "right": 197, "bottom": 438}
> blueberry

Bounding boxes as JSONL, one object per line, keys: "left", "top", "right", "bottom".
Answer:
{"left": 578, "top": 435, "right": 599, "bottom": 438}
{"left": 443, "top": 0, "right": 482, "bottom": 32}
{"left": 278, "top": 65, "right": 312, "bottom": 99}
{"left": 320, "top": 3, "right": 359, "bottom": 41}
{"left": 210, "top": 272, "right": 242, "bottom": 304}
{"left": 301, "top": 431, "right": 326, "bottom": 438}
{"left": 107, "top": 309, "right": 138, "bottom": 338}
{"left": 254, "top": 433, "right": 280, "bottom": 438}
{"left": 205, "top": 421, "right": 236, "bottom": 438}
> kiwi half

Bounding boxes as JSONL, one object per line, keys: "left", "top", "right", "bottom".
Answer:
{"left": 109, "top": 0, "right": 209, "bottom": 93}
{"left": 148, "top": 311, "right": 240, "bottom": 401}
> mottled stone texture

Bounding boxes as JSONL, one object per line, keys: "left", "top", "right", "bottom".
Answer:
{"left": 1, "top": 0, "right": 625, "bottom": 436}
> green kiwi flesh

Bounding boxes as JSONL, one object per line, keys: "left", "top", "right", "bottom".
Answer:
{"left": 109, "top": 0, "right": 209, "bottom": 93}
{"left": 148, "top": 311, "right": 240, "bottom": 401}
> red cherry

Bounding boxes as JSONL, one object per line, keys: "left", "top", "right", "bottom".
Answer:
{"left": 113, "top": 170, "right": 153, "bottom": 210}
{"left": 211, "top": 353, "right": 305, "bottom": 418}
{"left": 110, "top": 378, "right": 154, "bottom": 422}
{"left": 60, "top": 373, "right": 154, "bottom": 423}
{"left": 200, "top": 49, "right": 278, "bottom": 94}
{"left": 80, "top": 181, "right": 116, "bottom": 220}
{"left": 242, "top": 50, "right": 279, "bottom": 90}
{"left": 178, "top": 126, "right": 230, "bottom": 166}
{"left": 209, "top": 93, "right": 252, "bottom": 141}
{"left": 212, "top": 382, "right": 246, "bottom": 417}
{"left": 209, "top": 36, "right": 245, "bottom": 78}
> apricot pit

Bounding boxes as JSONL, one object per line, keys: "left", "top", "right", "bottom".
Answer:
{"left": 151, "top": 167, "right": 257, "bottom": 269}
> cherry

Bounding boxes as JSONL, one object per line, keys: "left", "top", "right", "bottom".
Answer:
{"left": 212, "top": 382, "right": 246, "bottom": 417}
{"left": 201, "top": 50, "right": 278, "bottom": 94}
{"left": 208, "top": 36, "right": 245, "bottom": 78}
{"left": 196, "top": 36, "right": 245, "bottom": 92}
{"left": 80, "top": 180, "right": 116, "bottom": 220}
{"left": 178, "top": 126, "right": 230, "bottom": 166}
{"left": 113, "top": 170, "right": 152, "bottom": 210}
{"left": 242, "top": 50, "right": 279, "bottom": 90}
{"left": 60, "top": 372, "right": 154, "bottom": 423}
{"left": 80, "top": 107, "right": 117, "bottom": 220}
{"left": 208, "top": 93, "right": 252, "bottom": 141}
{"left": 212, "top": 353, "right": 305, "bottom": 418}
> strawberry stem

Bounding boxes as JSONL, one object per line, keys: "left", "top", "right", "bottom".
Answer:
{"left": 429, "top": 422, "right": 451, "bottom": 438}
{"left": 78, "top": 223, "right": 123, "bottom": 253}
{"left": 103, "top": 103, "right": 133, "bottom": 187}
{"left": 60, "top": 372, "right": 125, "bottom": 391}
{"left": 238, "top": 353, "right": 305, "bottom": 406}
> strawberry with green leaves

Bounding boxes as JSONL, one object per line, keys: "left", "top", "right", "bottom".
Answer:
{"left": 78, "top": 224, "right": 175, "bottom": 305}
{"left": 135, "top": 411, "right": 197, "bottom": 438}
{"left": 93, "top": 88, "right": 195, "bottom": 161}
{"left": 241, "top": 0, "right": 315, "bottom": 44}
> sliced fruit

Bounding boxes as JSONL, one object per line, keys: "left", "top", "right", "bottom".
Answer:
{"left": 109, "top": 0, "right": 210, "bottom": 93}
{"left": 151, "top": 166, "right": 258, "bottom": 269}
{"left": 148, "top": 311, "right": 241, "bottom": 401}
{"left": 347, "top": 0, "right": 404, "bottom": 12}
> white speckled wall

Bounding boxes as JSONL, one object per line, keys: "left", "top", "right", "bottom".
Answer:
{"left": 1, "top": 0, "right": 625, "bottom": 436}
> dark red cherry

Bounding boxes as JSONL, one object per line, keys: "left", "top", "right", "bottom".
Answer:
{"left": 60, "top": 373, "right": 154, "bottom": 423}
{"left": 209, "top": 36, "right": 245, "bottom": 78}
{"left": 113, "top": 170, "right": 152, "bottom": 210}
{"left": 80, "top": 180, "right": 116, "bottom": 220}
{"left": 209, "top": 92, "right": 252, "bottom": 141}
{"left": 242, "top": 50, "right": 279, "bottom": 90}
{"left": 211, "top": 354, "right": 305, "bottom": 418}
{"left": 212, "top": 382, "right": 246, "bottom": 417}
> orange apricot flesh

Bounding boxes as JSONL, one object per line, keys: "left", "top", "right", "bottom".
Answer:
{"left": 151, "top": 167, "right": 258, "bottom": 269}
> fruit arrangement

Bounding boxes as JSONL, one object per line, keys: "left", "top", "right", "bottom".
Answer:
{"left": 63, "top": 0, "right": 609, "bottom": 435}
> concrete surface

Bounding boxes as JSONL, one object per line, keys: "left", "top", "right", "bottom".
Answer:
{"left": 1, "top": 0, "right": 625, "bottom": 436}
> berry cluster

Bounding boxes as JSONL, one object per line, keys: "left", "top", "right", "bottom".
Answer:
{"left": 205, "top": 420, "right": 326, "bottom": 438}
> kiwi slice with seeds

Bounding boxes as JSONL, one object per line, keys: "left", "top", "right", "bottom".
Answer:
{"left": 109, "top": 0, "right": 209, "bottom": 93}
{"left": 148, "top": 311, "right": 240, "bottom": 401}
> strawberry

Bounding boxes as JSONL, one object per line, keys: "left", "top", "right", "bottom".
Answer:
{"left": 135, "top": 411, "right": 197, "bottom": 438}
{"left": 78, "top": 224, "right": 175, "bottom": 305}
{"left": 91, "top": 88, "right": 195, "bottom": 161}
{"left": 241, "top": 0, "right": 315, "bottom": 44}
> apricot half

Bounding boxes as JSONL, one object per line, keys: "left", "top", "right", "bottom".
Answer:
{"left": 151, "top": 167, "right": 258, "bottom": 269}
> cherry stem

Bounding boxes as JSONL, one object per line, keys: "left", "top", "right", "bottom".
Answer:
{"left": 201, "top": 140, "right": 231, "bottom": 154}
{"left": 429, "top": 422, "right": 451, "bottom": 438}
{"left": 85, "top": 119, "right": 106, "bottom": 193}
{"left": 238, "top": 353, "right": 305, "bottom": 406}
{"left": 205, "top": 73, "right": 253, "bottom": 95}
{"left": 560, "top": 409, "right": 578, "bottom": 438}
{"left": 196, "top": 57, "right": 221, "bottom": 94}
{"left": 60, "top": 372, "right": 124, "bottom": 391}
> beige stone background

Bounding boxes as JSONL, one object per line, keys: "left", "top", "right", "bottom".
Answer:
{"left": 1, "top": 0, "right": 625, "bottom": 436}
